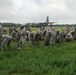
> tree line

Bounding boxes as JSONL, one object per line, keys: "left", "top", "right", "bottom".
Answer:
{"left": 0, "top": 22, "right": 21, "bottom": 27}
{"left": 0, "top": 22, "right": 76, "bottom": 27}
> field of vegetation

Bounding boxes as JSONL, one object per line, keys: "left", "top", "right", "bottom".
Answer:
{"left": 0, "top": 27, "right": 76, "bottom": 75}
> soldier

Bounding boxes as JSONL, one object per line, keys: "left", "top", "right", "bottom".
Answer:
{"left": 55, "top": 30, "right": 65, "bottom": 43}
{"left": 44, "top": 30, "right": 56, "bottom": 45}
{"left": 10, "top": 29, "right": 18, "bottom": 41}
{"left": 9, "top": 26, "right": 13, "bottom": 35}
{"left": 65, "top": 32, "right": 74, "bottom": 42}
{"left": 0, "top": 25, "right": 3, "bottom": 49}
{"left": 17, "top": 25, "right": 26, "bottom": 49}
{"left": 41, "top": 30, "right": 47, "bottom": 40}
{"left": 28, "top": 31, "right": 42, "bottom": 45}
{"left": 16, "top": 32, "right": 21, "bottom": 42}
{"left": 0, "top": 25, "right": 13, "bottom": 50}
{"left": 66, "top": 26, "right": 72, "bottom": 34}
{"left": 28, "top": 31, "right": 36, "bottom": 45}
{"left": 73, "top": 27, "right": 76, "bottom": 40}
{"left": 25, "top": 26, "right": 31, "bottom": 41}
{"left": 1, "top": 35, "right": 13, "bottom": 50}
{"left": 40, "top": 25, "right": 46, "bottom": 40}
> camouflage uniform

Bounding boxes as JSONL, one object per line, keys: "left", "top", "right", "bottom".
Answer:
{"left": 55, "top": 30, "right": 65, "bottom": 43}
{"left": 16, "top": 32, "right": 21, "bottom": 42}
{"left": 66, "top": 26, "right": 72, "bottom": 34}
{"left": 28, "top": 32, "right": 35, "bottom": 45}
{"left": 44, "top": 31, "right": 56, "bottom": 45}
{"left": 25, "top": 26, "right": 31, "bottom": 41}
{"left": 28, "top": 31, "right": 40, "bottom": 45}
{"left": 9, "top": 27, "right": 13, "bottom": 35}
{"left": 65, "top": 32, "right": 74, "bottom": 41}
{"left": 0, "top": 34, "right": 2, "bottom": 45}
{"left": 10, "top": 30, "right": 17, "bottom": 41}
{"left": 0, "top": 25, "right": 3, "bottom": 49}
{"left": 1, "top": 35, "right": 13, "bottom": 50}
{"left": 17, "top": 27, "right": 26, "bottom": 48}
{"left": 0, "top": 25, "right": 3, "bottom": 45}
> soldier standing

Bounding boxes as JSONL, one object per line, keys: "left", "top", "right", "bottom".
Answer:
{"left": 10, "top": 29, "right": 18, "bottom": 41}
{"left": 17, "top": 25, "right": 26, "bottom": 49}
{"left": 9, "top": 26, "right": 13, "bottom": 35}
{"left": 0, "top": 25, "right": 3, "bottom": 47}
{"left": 0, "top": 25, "right": 3, "bottom": 50}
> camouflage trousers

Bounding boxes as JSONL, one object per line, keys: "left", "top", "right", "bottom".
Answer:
{"left": 0, "top": 35, "right": 2, "bottom": 50}
{"left": 17, "top": 36, "right": 26, "bottom": 48}
{"left": 1, "top": 36, "right": 13, "bottom": 50}
{"left": 1, "top": 37, "right": 9, "bottom": 48}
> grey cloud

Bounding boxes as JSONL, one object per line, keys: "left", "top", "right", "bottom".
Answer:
{"left": 0, "top": 0, "right": 76, "bottom": 24}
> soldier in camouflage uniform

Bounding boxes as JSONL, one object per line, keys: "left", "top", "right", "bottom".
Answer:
{"left": 10, "top": 29, "right": 18, "bottom": 41}
{"left": 65, "top": 32, "right": 74, "bottom": 42}
{"left": 25, "top": 26, "right": 31, "bottom": 41}
{"left": 16, "top": 32, "right": 21, "bottom": 42}
{"left": 44, "top": 30, "right": 56, "bottom": 45}
{"left": 17, "top": 25, "right": 26, "bottom": 49}
{"left": 9, "top": 26, "right": 13, "bottom": 35}
{"left": 0, "top": 25, "right": 3, "bottom": 49}
{"left": 28, "top": 30, "right": 42, "bottom": 45}
{"left": 0, "top": 26, "right": 13, "bottom": 50}
{"left": 1, "top": 35, "right": 13, "bottom": 50}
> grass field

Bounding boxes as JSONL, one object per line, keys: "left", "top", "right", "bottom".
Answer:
{"left": 4, "top": 27, "right": 67, "bottom": 31}
{"left": 0, "top": 27, "right": 76, "bottom": 75}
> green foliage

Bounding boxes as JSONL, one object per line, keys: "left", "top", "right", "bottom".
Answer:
{"left": 0, "top": 42, "right": 76, "bottom": 75}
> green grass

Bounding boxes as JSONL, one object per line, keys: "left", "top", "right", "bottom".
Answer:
{"left": 0, "top": 27, "right": 76, "bottom": 75}
{"left": 0, "top": 42, "right": 76, "bottom": 75}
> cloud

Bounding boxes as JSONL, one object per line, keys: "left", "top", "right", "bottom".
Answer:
{"left": 0, "top": 0, "right": 76, "bottom": 24}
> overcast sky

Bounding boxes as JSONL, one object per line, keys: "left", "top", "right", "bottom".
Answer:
{"left": 0, "top": 0, "right": 76, "bottom": 24}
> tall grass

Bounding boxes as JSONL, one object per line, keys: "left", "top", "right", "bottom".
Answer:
{"left": 0, "top": 41, "right": 76, "bottom": 75}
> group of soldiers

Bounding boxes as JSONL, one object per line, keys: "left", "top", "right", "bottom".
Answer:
{"left": 0, "top": 24, "right": 76, "bottom": 50}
